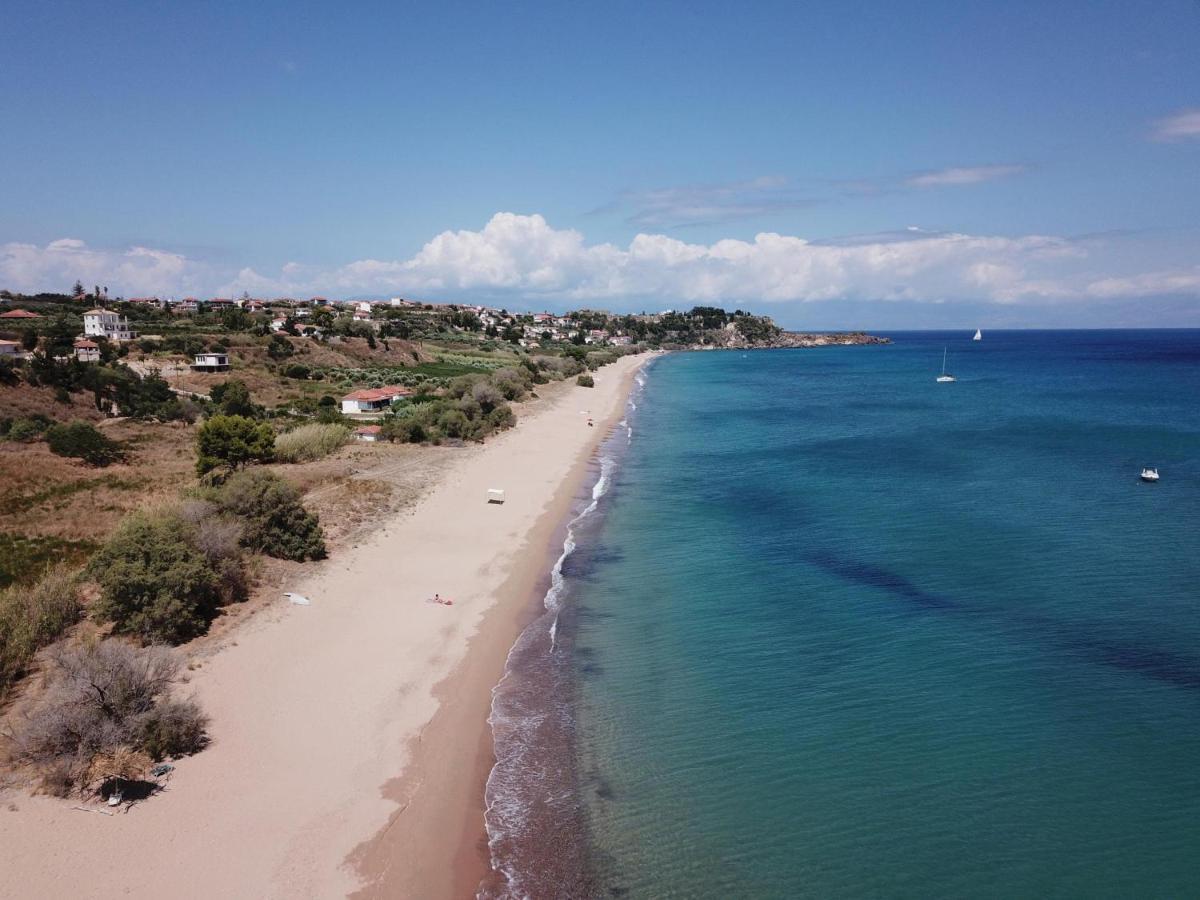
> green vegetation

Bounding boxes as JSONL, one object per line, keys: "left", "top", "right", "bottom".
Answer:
{"left": 0, "top": 533, "right": 99, "bottom": 588}
{"left": 195, "top": 414, "right": 275, "bottom": 475}
{"left": 210, "top": 379, "right": 260, "bottom": 418}
{"left": 10, "top": 640, "right": 208, "bottom": 796}
{"left": 576, "top": 373, "right": 595, "bottom": 387}
{"left": 212, "top": 470, "right": 326, "bottom": 561}
{"left": 45, "top": 421, "right": 125, "bottom": 466}
{"left": 88, "top": 511, "right": 230, "bottom": 644}
{"left": 0, "top": 567, "right": 82, "bottom": 699}
{"left": 273, "top": 422, "right": 350, "bottom": 463}
{"left": 2, "top": 415, "right": 53, "bottom": 442}
{"left": 380, "top": 369, "right": 520, "bottom": 445}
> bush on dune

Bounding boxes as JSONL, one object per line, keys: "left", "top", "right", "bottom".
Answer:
{"left": 88, "top": 511, "right": 226, "bottom": 645}
{"left": 10, "top": 640, "right": 208, "bottom": 796}
{"left": 273, "top": 422, "right": 350, "bottom": 463}
{"left": 213, "top": 470, "right": 326, "bottom": 561}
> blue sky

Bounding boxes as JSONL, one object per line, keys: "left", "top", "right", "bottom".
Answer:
{"left": 2, "top": 0, "right": 1198, "bottom": 326}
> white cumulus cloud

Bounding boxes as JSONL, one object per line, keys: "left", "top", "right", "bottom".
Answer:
{"left": 1, "top": 238, "right": 202, "bottom": 297}
{"left": 7, "top": 215, "right": 1200, "bottom": 313}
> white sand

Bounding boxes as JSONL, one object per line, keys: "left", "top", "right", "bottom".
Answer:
{"left": 0, "top": 353, "right": 650, "bottom": 899}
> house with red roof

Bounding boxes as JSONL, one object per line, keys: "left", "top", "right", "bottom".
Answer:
{"left": 340, "top": 385, "right": 413, "bottom": 415}
{"left": 73, "top": 339, "right": 100, "bottom": 362}
{"left": 0, "top": 309, "right": 42, "bottom": 319}
{"left": 354, "top": 424, "right": 384, "bottom": 442}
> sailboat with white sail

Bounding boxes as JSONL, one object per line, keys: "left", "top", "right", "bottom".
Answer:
{"left": 936, "top": 348, "right": 956, "bottom": 383}
{"left": 973, "top": 329, "right": 982, "bottom": 341}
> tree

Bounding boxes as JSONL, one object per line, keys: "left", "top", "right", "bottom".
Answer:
{"left": 195, "top": 415, "right": 275, "bottom": 475}
{"left": 44, "top": 316, "right": 78, "bottom": 356}
{"left": 214, "top": 470, "right": 326, "bottom": 561}
{"left": 209, "top": 379, "right": 257, "bottom": 417}
{"left": 20, "top": 328, "right": 38, "bottom": 351}
{"left": 89, "top": 513, "right": 225, "bottom": 643}
{"left": 267, "top": 334, "right": 294, "bottom": 359}
{"left": 72, "top": 280, "right": 85, "bottom": 298}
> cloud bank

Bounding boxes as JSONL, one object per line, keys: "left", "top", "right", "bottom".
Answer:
{"left": 4, "top": 214, "right": 1199, "bottom": 316}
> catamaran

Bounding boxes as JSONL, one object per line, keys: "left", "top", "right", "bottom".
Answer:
{"left": 973, "top": 329, "right": 982, "bottom": 341}
{"left": 1140, "top": 467, "right": 1160, "bottom": 482}
{"left": 936, "top": 348, "right": 955, "bottom": 383}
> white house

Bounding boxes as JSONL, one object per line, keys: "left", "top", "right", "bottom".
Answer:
{"left": 83, "top": 308, "right": 137, "bottom": 341}
{"left": 192, "top": 352, "right": 230, "bottom": 372}
{"left": 0, "top": 339, "right": 22, "bottom": 358}
{"left": 73, "top": 339, "right": 100, "bottom": 362}
{"left": 340, "top": 385, "right": 413, "bottom": 415}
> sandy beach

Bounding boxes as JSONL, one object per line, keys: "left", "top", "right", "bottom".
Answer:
{"left": 0, "top": 352, "right": 650, "bottom": 900}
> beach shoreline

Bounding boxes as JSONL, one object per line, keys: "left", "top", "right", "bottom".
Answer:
{"left": 0, "top": 352, "right": 652, "bottom": 900}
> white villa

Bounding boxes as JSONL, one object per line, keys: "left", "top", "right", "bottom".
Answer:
{"left": 83, "top": 308, "right": 137, "bottom": 341}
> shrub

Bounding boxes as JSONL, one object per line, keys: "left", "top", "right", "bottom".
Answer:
{"left": 576, "top": 374, "right": 595, "bottom": 388}
{"left": 214, "top": 470, "right": 326, "bottom": 561}
{"left": 381, "top": 418, "right": 427, "bottom": 444}
{"left": 274, "top": 423, "right": 350, "bottom": 463}
{"left": 0, "top": 567, "right": 82, "bottom": 698}
{"left": 10, "top": 640, "right": 208, "bottom": 795}
{"left": 283, "top": 363, "right": 311, "bottom": 380}
{"left": 45, "top": 421, "right": 125, "bottom": 466}
{"left": 470, "top": 380, "right": 504, "bottom": 413}
{"left": 437, "top": 409, "right": 471, "bottom": 439}
{"left": 6, "top": 416, "right": 52, "bottom": 442}
{"left": 195, "top": 414, "right": 275, "bottom": 475}
{"left": 180, "top": 501, "right": 248, "bottom": 605}
{"left": 89, "top": 511, "right": 224, "bottom": 644}
{"left": 491, "top": 367, "right": 530, "bottom": 401}
{"left": 486, "top": 403, "right": 516, "bottom": 430}
{"left": 135, "top": 697, "right": 209, "bottom": 761}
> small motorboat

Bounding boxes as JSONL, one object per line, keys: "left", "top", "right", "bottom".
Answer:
{"left": 1140, "top": 467, "right": 1160, "bottom": 482}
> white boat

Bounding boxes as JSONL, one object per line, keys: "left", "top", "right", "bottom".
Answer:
{"left": 936, "top": 348, "right": 956, "bottom": 383}
{"left": 973, "top": 329, "right": 982, "bottom": 341}
{"left": 1140, "top": 467, "right": 1160, "bottom": 482}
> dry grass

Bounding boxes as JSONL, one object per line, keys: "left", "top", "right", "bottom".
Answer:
{"left": 274, "top": 423, "right": 350, "bottom": 463}
{"left": 0, "top": 421, "right": 195, "bottom": 544}
{"left": 0, "top": 383, "right": 106, "bottom": 424}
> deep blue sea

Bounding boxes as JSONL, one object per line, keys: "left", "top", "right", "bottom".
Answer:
{"left": 484, "top": 331, "right": 1200, "bottom": 898}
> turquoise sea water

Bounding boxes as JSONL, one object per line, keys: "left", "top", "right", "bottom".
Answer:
{"left": 485, "top": 331, "right": 1200, "bottom": 898}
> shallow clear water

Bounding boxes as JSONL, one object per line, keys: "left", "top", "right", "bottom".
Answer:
{"left": 561, "top": 331, "right": 1200, "bottom": 897}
